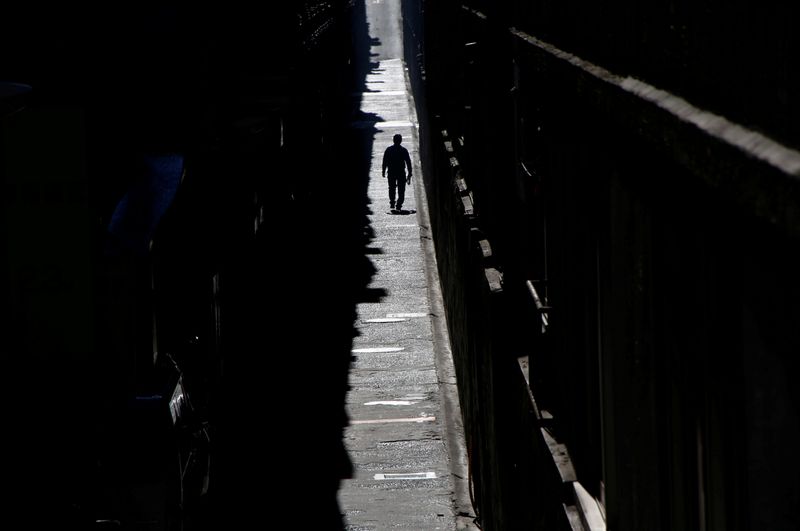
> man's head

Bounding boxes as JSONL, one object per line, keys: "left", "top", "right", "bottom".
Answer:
{"left": 393, "top": 134, "right": 402, "bottom": 145}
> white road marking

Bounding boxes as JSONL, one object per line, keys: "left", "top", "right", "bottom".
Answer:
{"left": 363, "top": 317, "right": 408, "bottom": 323}
{"left": 352, "top": 346, "right": 405, "bottom": 353}
{"left": 374, "top": 472, "right": 437, "bottom": 480}
{"left": 351, "top": 416, "right": 435, "bottom": 425}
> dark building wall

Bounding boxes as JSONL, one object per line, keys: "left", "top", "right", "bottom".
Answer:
{"left": 2, "top": 2, "right": 367, "bottom": 527}
{"left": 406, "top": 1, "right": 800, "bottom": 530}
{"left": 475, "top": 1, "right": 800, "bottom": 149}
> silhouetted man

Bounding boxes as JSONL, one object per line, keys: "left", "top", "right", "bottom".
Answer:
{"left": 382, "top": 134, "right": 412, "bottom": 211}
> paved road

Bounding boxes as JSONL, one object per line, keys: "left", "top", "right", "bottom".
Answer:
{"left": 365, "top": 0, "right": 403, "bottom": 61}
{"left": 338, "top": 1, "right": 477, "bottom": 529}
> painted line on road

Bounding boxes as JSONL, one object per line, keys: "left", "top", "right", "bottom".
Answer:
{"left": 374, "top": 472, "right": 437, "bottom": 480}
{"left": 362, "top": 317, "right": 408, "bottom": 323}
{"left": 374, "top": 120, "right": 414, "bottom": 128}
{"left": 352, "top": 346, "right": 405, "bottom": 353}
{"left": 364, "top": 400, "right": 418, "bottom": 406}
{"left": 351, "top": 120, "right": 414, "bottom": 128}
{"left": 386, "top": 312, "right": 428, "bottom": 318}
{"left": 354, "top": 90, "right": 407, "bottom": 97}
{"left": 351, "top": 416, "right": 436, "bottom": 425}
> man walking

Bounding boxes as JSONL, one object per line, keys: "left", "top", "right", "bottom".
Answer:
{"left": 382, "top": 134, "right": 412, "bottom": 211}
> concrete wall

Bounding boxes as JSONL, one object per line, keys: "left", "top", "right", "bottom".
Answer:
{"left": 1, "top": 3, "right": 363, "bottom": 527}
{"left": 406, "top": 1, "right": 800, "bottom": 529}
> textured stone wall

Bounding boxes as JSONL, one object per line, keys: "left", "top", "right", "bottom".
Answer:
{"left": 406, "top": 1, "right": 800, "bottom": 530}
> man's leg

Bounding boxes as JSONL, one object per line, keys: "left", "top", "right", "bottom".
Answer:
{"left": 388, "top": 176, "right": 396, "bottom": 209}
{"left": 396, "top": 178, "right": 406, "bottom": 210}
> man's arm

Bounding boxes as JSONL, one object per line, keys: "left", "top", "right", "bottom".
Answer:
{"left": 382, "top": 148, "right": 389, "bottom": 177}
{"left": 404, "top": 149, "right": 412, "bottom": 182}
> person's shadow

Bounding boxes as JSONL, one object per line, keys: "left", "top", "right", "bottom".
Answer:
{"left": 389, "top": 208, "right": 417, "bottom": 215}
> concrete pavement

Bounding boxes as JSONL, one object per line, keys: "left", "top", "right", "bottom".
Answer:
{"left": 338, "top": 1, "right": 477, "bottom": 529}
